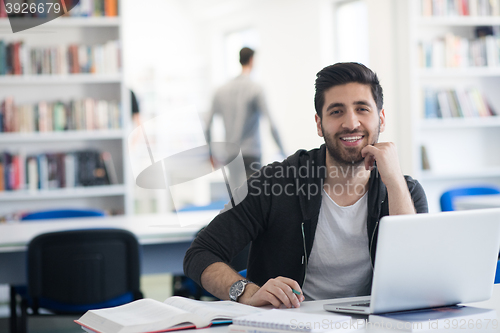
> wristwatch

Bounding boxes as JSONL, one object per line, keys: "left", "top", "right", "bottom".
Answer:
{"left": 229, "top": 279, "right": 251, "bottom": 302}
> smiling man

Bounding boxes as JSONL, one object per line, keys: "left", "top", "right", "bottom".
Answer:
{"left": 183, "top": 62, "right": 428, "bottom": 308}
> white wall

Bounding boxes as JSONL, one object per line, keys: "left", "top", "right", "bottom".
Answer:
{"left": 194, "top": 0, "right": 406, "bottom": 168}
{"left": 121, "top": 0, "right": 412, "bottom": 210}
{"left": 123, "top": 0, "right": 408, "bottom": 163}
{"left": 365, "top": 0, "right": 402, "bottom": 162}
{"left": 194, "top": 0, "right": 327, "bottom": 164}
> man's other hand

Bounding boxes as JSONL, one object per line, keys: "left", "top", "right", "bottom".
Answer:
{"left": 239, "top": 276, "right": 305, "bottom": 308}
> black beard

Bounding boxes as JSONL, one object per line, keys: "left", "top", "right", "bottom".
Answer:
{"left": 321, "top": 121, "right": 380, "bottom": 167}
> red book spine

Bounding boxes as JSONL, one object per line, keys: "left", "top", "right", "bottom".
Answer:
{"left": 13, "top": 42, "right": 21, "bottom": 75}
{"left": 68, "top": 45, "right": 78, "bottom": 74}
{"left": 0, "top": 0, "right": 7, "bottom": 18}
{"left": 0, "top": 159, "right": 5, "bottom": 192}
{"left": 12, "top": 155, "right": 20, "bottom": 190}
{"left": 72, "top": 45, "right": 79, "bottom": 73}
{"left": 462, "top": 0, "right": 469, "bottom": 15}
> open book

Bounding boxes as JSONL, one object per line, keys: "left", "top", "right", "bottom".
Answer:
{"left": 74, "top": 296, "right": 264, "bottom": 333}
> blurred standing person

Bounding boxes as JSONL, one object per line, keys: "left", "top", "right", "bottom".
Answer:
{"left": 206, "top": 47, "right": 285, "bottom": 187}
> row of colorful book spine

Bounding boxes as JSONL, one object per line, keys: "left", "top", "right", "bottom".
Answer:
{"left": 0, "top": 149, "right": 118, "bottom": 191}
{"left": 0, "top": 97, "right": 121, "bottom": 133}
{"left": 421, "top": 0, "right": 500, "bottom": 16}
{"left": 0, "top": 0, "right": 118, "bottom": 18}
{"left": 0, "top": 40, "right": 120, "bottom": 75}
{"left": 418, "top": 31, "right": 500, "bottom": 68}
{"left": 423, "top": 87, "right": 497, "bottom": 118}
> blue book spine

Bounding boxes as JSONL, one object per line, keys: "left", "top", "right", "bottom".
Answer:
{"left": 0, "top": 40, "right": 5, "bottom": 75}
{"left": 424, "top": 88, "right": 439, "bottom": 119}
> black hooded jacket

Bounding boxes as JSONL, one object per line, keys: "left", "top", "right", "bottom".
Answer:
{"left": 183, "top": 144, "right": 428, "bottom": 289}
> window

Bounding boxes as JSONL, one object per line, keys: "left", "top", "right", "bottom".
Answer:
{"left": 335, "top": 0, "right": 369, "bottom": 65}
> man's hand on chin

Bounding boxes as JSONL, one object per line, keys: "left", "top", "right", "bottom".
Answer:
{"left": 361, "top": 142, "right": 405, "bottom": 188}
{"left": 361, "top": 142, "right": 416, "bottom": 215}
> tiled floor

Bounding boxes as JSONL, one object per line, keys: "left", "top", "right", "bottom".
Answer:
{"left": 0, "top": 273, "right": 174, "bottom": 333}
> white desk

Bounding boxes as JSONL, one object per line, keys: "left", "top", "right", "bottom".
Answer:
{"left": 0, "top": 211, "right": 218, "bottom": 284}
{"left": 181, "top": 285, "right": 500, "bottom": 333}
{"left": 455, "top": 195, "right": 500, "bottom": 210}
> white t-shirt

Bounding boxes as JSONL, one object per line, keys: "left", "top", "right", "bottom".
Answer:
{"left": 302, "top": 189, "right": 372, "bottom": 300}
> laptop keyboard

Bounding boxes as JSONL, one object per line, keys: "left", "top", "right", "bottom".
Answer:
{"left": 352, "top": 302, "right": 370, "bottom": 307}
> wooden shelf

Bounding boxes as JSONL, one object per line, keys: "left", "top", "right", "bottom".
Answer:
{"left": 0, "top": 130, "right": 125, "bottom": 143}
{"left": 0, "top": 73, "right": 122, "bottom": 85}
{"left": 419, "top": 68, "right": 500, "bottom": 78}
{"left": 418, "top": 16, "right": 500, "bottom": 26}
{"left": 419, "top": 116, "right": 500, "bottom": 129}
{"left": 0, "top": 17, "right": 120, "bottom": 28}
{"left": 0, "top": 184, "right": 127, "bottom": 201}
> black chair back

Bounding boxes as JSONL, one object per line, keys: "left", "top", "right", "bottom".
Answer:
{"left": 27, "top": 228, "right": 142, "bottom": 313}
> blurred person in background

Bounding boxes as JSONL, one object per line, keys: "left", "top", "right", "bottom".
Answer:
{"left": 206, "top": 47, "right": 286, "bottom": 187}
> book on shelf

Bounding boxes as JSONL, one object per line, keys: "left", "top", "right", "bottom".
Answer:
{"left": 74, "top": 296, "right": 264, "bottom": 333}
{"left": 421, "top": 145, "right": 431, "bottom": 171}
{"left": 418, "top": 27, "right": 500, "bottom": 69}
{"left": 368, "top": 305, "right": 497, "bottom": 332}
{"left": 421, "top": 0, "right": 500, "bottom": 17}
{"left": 423, "top": 87, "right": 496, "bottom": 119}
{"left": 232, "top": 309, "right": 352, "bottom": 333}
{"left": 0, "top": 97, "right": 121, "bottom": 133}
{"left": 0, "top": 149, "right": 117, "bottom": 191}
{"left": 0, "top": 39, "right": 120, "bottom": 76}
{"left": 0, "top": 156, "right": 4, "bottom": 191}
{"left": 0, "top": 0, "right": 118, "bottom": 18}
{"left": 101, "top": 151, "right": 118, "bottom": 184}
{"left": 71, "top": 0, "right": 119, "bottom": 17}
{"left": 424, "top": 88, "right": 440, "bottom": 118}
{"left": 0, "top": 0, "right": 6, "bottom": 19}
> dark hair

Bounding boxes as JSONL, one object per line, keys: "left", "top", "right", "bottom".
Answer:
{"left": 239, "top": 47, "right": 255, "bottom": 66}
{"left": 314, "top": 62, "right": 383, "bottom": 118}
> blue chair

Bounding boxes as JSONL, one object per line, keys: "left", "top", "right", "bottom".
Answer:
{"left": 440, "top": 186, "right": 500, "bottom": 211}
{"left": 10, "top": 229, "right": 143, "bottom": 333}
{"left": 495, "top": 260, "right": 500, "bottom": 284}
{"left": 21, "top": 208, "right": 105, "bottom": 221}
{"left": 178, "top": 200, "right": 227, "bottom": 212}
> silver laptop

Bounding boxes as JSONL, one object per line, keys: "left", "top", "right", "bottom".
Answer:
{"left": 324, "top": 208, "right": 500, "bottom": 314}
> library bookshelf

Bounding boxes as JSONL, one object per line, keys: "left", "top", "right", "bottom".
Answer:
{"left": 0, "top": 8, "right": 132, "bottom": 218}
{"left": 0, "top": 184, "right": 127, "bottom": 201}
{"left": 404, "top": 0, "right": 500, "bottom": 212}
{"left": 0, "top": 17, "right": 120, "bottom": 28}
{"left": 0, "top": 73, "right": 122, "bottom": 84}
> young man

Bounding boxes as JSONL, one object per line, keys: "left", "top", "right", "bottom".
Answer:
{"left": 184, "top": 63, "right": 428, "bottom": 308}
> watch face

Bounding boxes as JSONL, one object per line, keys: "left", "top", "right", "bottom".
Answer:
{"left": 230, "top": 280, "right": 247, "bottom": 301}
{"left": 234, "top": 281, "right": 244, "bottom": 293}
